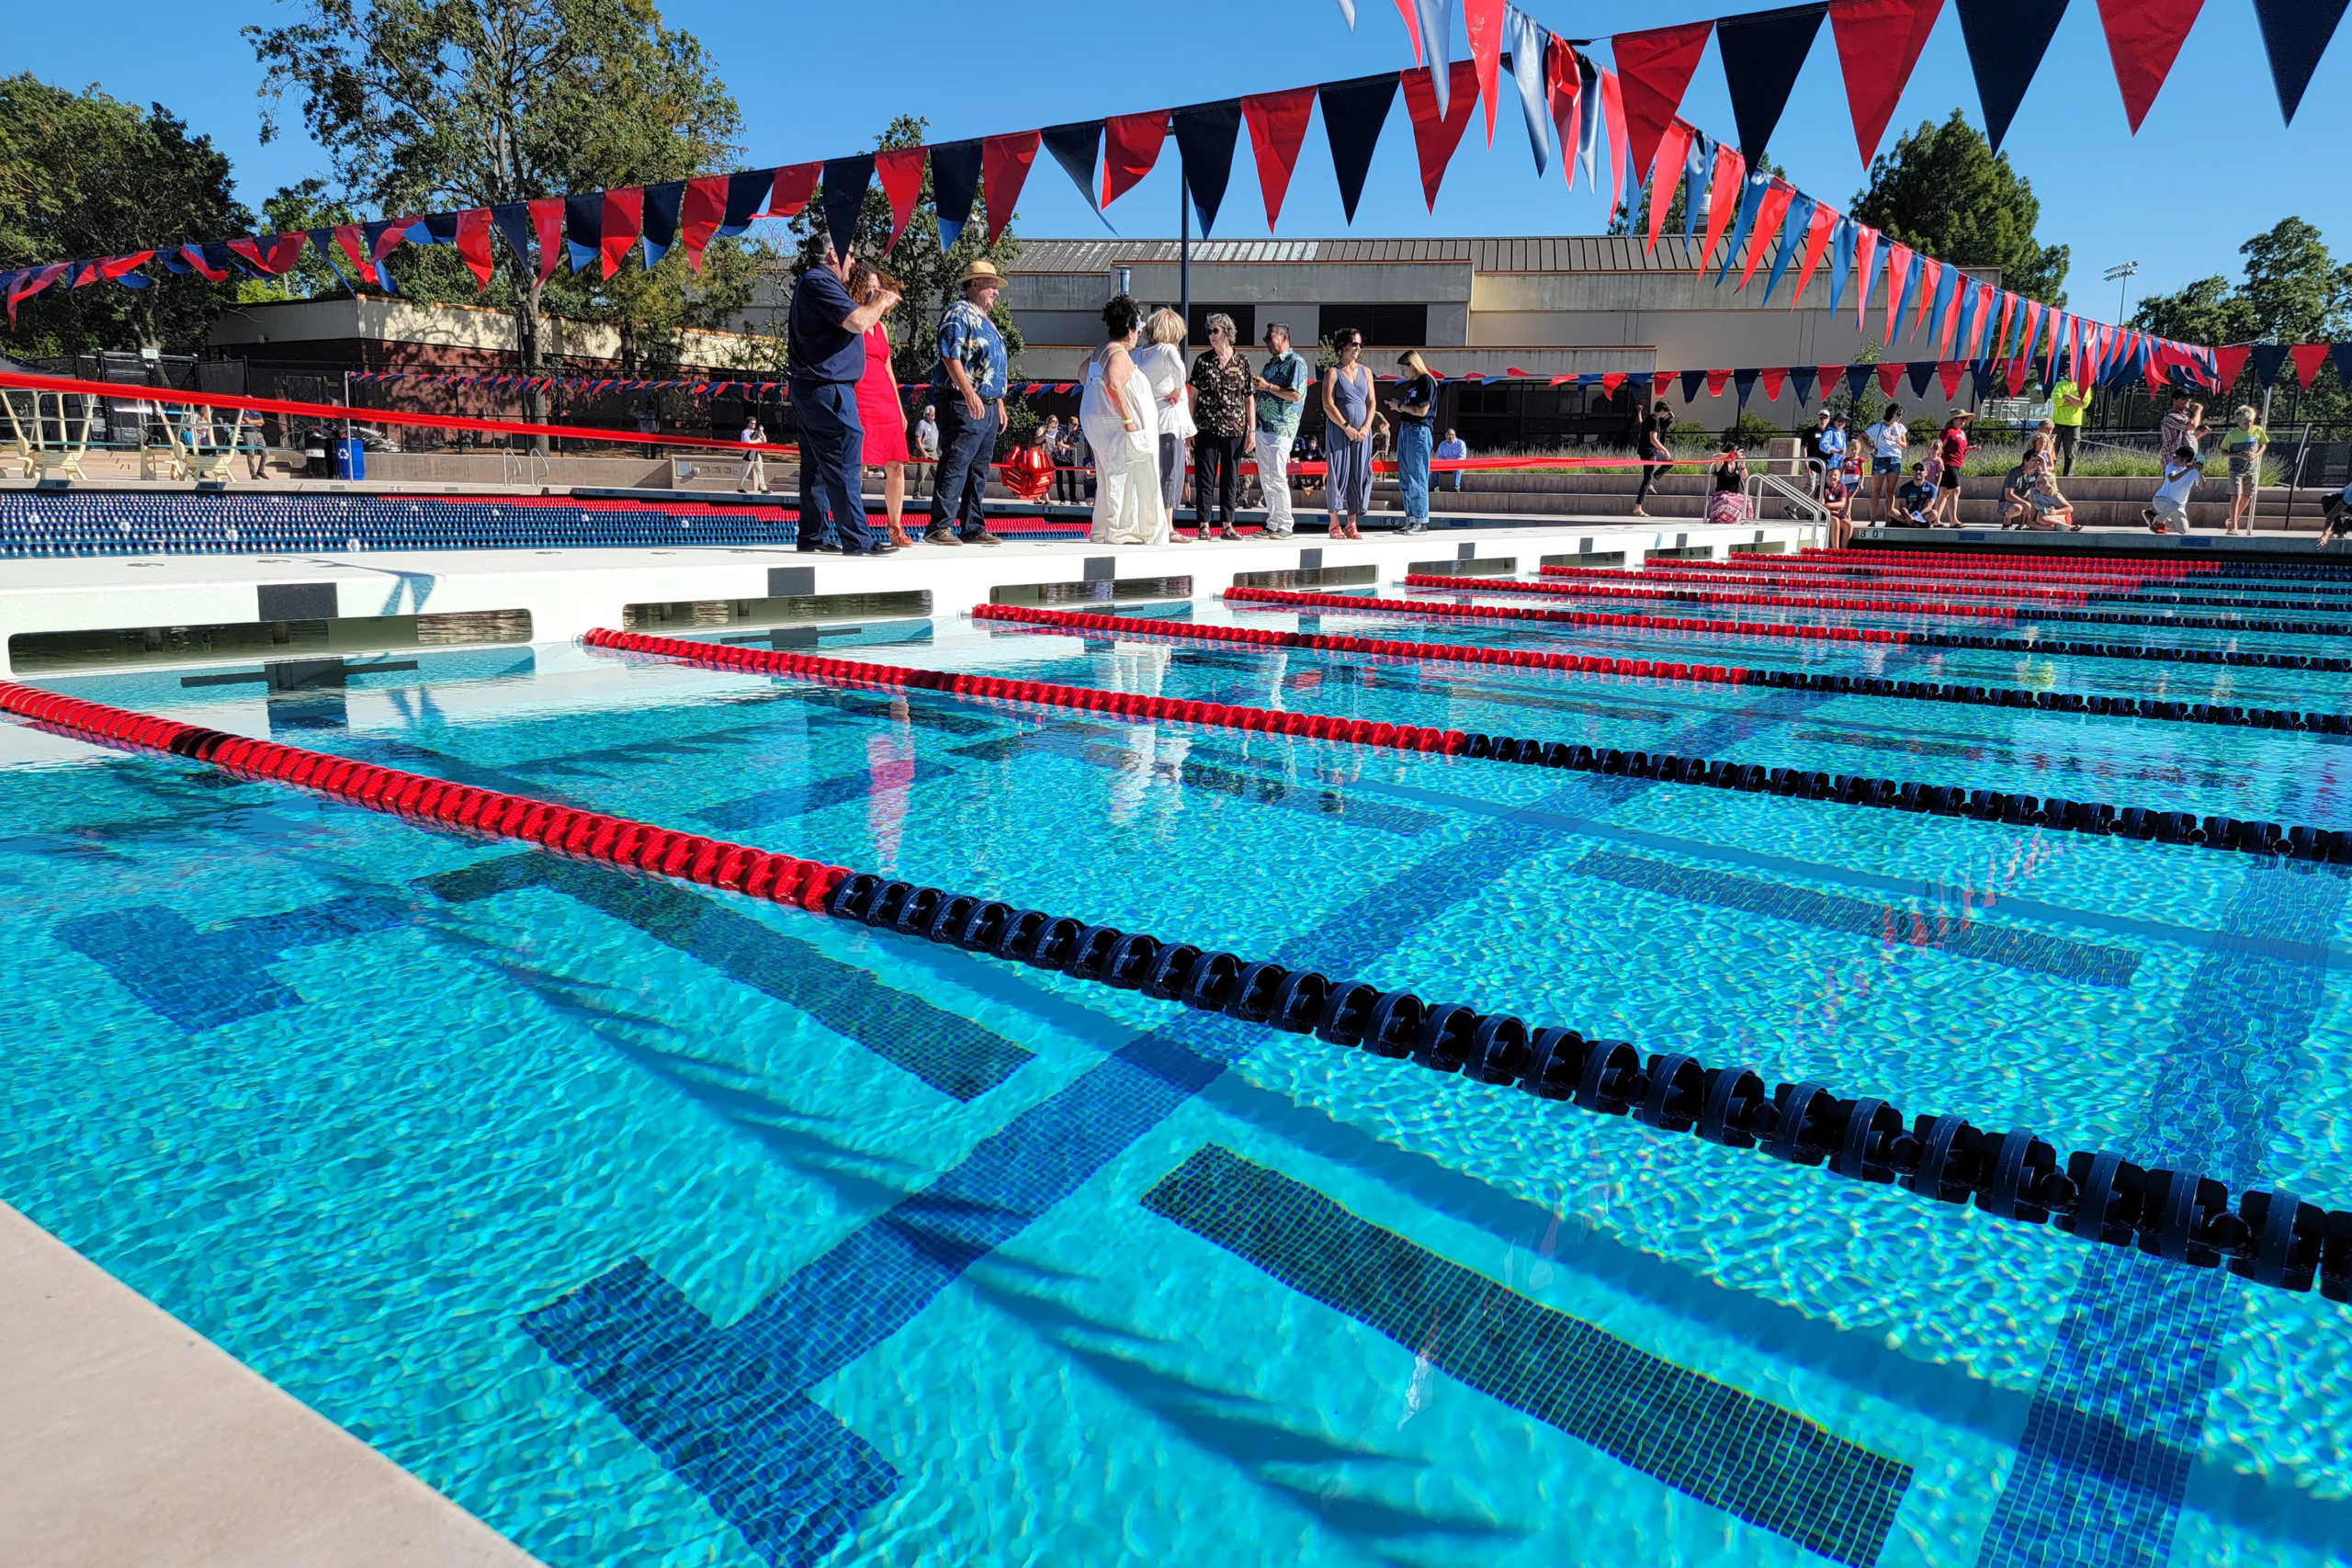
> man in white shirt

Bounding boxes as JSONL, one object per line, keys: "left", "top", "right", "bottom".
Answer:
{"left": 737, "top": 415, "right": 769, "bottom": 494}
{"left": 911, "top": 404, "right": 939, "bottom": 500}
{"left": 2145, "top": 445, "right": 2203, "bottom": 535}
{"left": 1860, "top": 402, "right": 1908, "bottom": 523}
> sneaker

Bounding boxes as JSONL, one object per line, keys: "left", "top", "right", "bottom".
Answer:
{"left": 924, "top": 529, "right": 961, "bottom": 545}
{"left": 969, "top": 531, "right": 1004, "bottom": 547}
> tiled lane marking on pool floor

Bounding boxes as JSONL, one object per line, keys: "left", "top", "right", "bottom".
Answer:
{"left": 520, "top": 689, "right": 1849, "bottom": 1566}
{"left": 424, "top": 854, "right": 1031, "bottom": 1102}
{"left": 1571, "top": 852, "right": 2142, "bottom": 987}
{"left": 56, "top": 897, "right": 410, "bottom": 1032}
{"left": 1143, "top": 1144, "right": 1912, "bottom": 1568}
{"left": 1973, "top": 863, "right": 2347, "bottom": 1568}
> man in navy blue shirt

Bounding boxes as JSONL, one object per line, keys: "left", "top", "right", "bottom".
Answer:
{"left": 789, "top": 232, "right": 899, "bottom": 554}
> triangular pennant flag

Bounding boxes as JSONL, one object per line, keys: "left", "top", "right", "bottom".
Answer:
{"left": 1827, "top": 218, "right": 1859, "bottom": 314}
{"left": 718, "top": 169, "right": 775, "bottom": 236}
{"left": 1715, "top": 171, "right": 1771, "bottom": 285}
{"left": 455, "top": 208, "right": 496, "bottom": 289}
{"left": 1171, "top": 99, "right": 1245, "bottom": 236}
{"left": 1612, "top": 20, "right": 1714, "bottom": 183}
{"left": 1935, "top": 269, "right": 1965, "bottom": 355}
{"left": 1908, "top": 254, "right": 1941, "bottom": 340}
{"left": 1392, "top": 0, "right": 1423, "bottom": 61}
{"left": 2291, "top": 343, "right": 2332, "bottom": 389}
{"left": 1505, "top": 5, "right": 1553, "bottom": 175}
{"left": 2254, "top": 0, "right": 2352, "bottom": 121}
{"left": 1102, "top": 110, "right": 1168, "bottom": 208}
{"left": 1704, "top": 367, "right": 1733, "bottom": 397}
{"left": 1761, "top": 366, "right": 1788, "bottom": 400}
{"left": 980, "top": 132, "right": 1039, "bottom": 247}
{"left": 1850, "top": 224, "right": 1881, "bottom": 326}
{"left": 1790, "top": 365, "right": 1818, "bottom": 403}
{"left": 1401, "top": 61, "right": 1484, "bottom": 211}
{"left": 1645, "top": 120, "right": 1695, "bottom": 253}
{"left": 1952, "top": 0, "right": 2070, "bottom": 151}
{"left": 1791, "top": 202, "right": 1839, "bottom": 301}
{"left": 678, "top": 177, "right": 726, "bottom": 271}
{"left": 1906, "top": 360, "right": 1936, "bottom": 396}
{"left": 1992, "top": 291, "right": 2018, "bottom": 361}
{"left": 490, "top": 203, "right": 534, "bottom": 276}
{"left": 1416, "top": 0, "right": 1457, "bottom": 117}
{"left": 1681, "top": 133, "right": 1713, "bottom": 242}
{"left": 1738, "top": 180, "right": 1797, "bottom": 289}
{"left": 1464, "top": 0, "right": 1508, "bottom": 144}
{"left": 641, "top": 183, "right": 684, "bottom": 267}
{"left": 768, "top": 164, "right": 819, "bottom": 220}
{"left": 1760, "top": 190, "right": 1812, "bottom": 300}
{"left": 820, "top": 155, "right": 874, "bottom": 253}
{"left": 1845, "top": 363, "right": 1874, "bottom": 402}
{"left": 1544, "top": 38, "right": 1584, "bottom": 188}
{"left": 1939, "top": 360, "right": 1965, "bottom": 397}
{"left": 1717, "top": 3, "right": 1828, "bottom": 162}
{"left": 1601, "top": 371, "right": 1628, "bottom": 396}
{"left": 1318, "top": 73, "right": 1401, "bottom": 225}
{"left": 1042, "top": 121, "right": 1105, "bottom": 212}
{"left": 2018, "top": 299, "right": 2044, "bottom": 365}
{"left": 2006, "top": 353, "right": 2031, "bottom": 395}
{"left": 1698, "top": 141, "right": 1746, "bottom": 270}
{"left": 600, "top": 187, "right": 642, "bottom": 278}
{"left": 1829, "top": 0, "right": 1945, "bottom": 166}
{"left": 1340, "top": 0, "right": 1357, "bottom": 27}
{"left": 561, "top": 194, "right": 601, "bottom": 274}
{"left": 2095, "top": 0, "right": 2205, "bottom": 131}
{"left": 98, "top": 250, "right": 158, "bottom": 282}
{"left": 1734, "top": 367, "right": 1760, "bottom": 406}
{"left": 874, "top": 148, "right": 929, "bottom": 253}
{"left": 1600, "top": 67, "right": 1630, "bottom": 214}
{"left": 1241, "top": 88, "right": 1317, "bottom": 227}
{"left": 2211, "top": 344, "right": 2252, "bottom": 389}
{"left": 1876, "top": 362, "right": 1904, "bottom": 398}
{"left": 929, "top": 141, "right": 981, "bottom": 252}
{"left": 1680, "top": 368, "right": 1708, "bottom": 401}
{"left": 2334, "top": 343, "right": 2352, "bottom": 389}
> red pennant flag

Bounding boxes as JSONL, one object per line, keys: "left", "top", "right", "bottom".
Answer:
{"left": 330, "top": 225, "right": 374, "bottom": 282}
{"left": 678, "top": 177, "right": 727, "bottom": 271}
{"left": 769, "top": 163, "right": 820, "bottom": 219}
{"left": 1392, "top": 0, "right": 1423, "bottom": 62}
{"left": 2211, "top": 344, "right": 2252, "bottom": 389}
{"left": 228, "top": 234, "right": 306, "bottom": 276}
{"left": 530, "top": 197, "right": 566, "bottom": 282}
{"left": 2018, "top": 299, "right": 2044, "bottom": 365}
{"left": 1699, "top": 142, "right": 1745, "bottom": 271}
{"left": 1704, "top": 368, "right": 1732, "bottom": 396}
{"left": 1550, "top": 374, "right": 1574, "bottom": 385}
{"left": 2291, "top": 343, "right": 2331, "bottom": 388}
{"left": 1876, "top": 363, "right": 1904, "bottom": 398}
{"left": 1909, "top": 255, "right": 1942, "bottom": 340}
{"left": 1241, "top": 88, "right": 1317, "bottom": 228}
{"left": 1402, "top": 62, "right": 1484, "bottom": 211}
{"left": 7, "top": 262, "right": 69, "bottom": 324}
{"left": 455, "top": 209, "right": 495, "bottom": 290}
{"left": 1645, "top": 119, "right": 1695, "bottom": 254}
{"left": 978, "top": 133, "right": 1038, "bottom": 248}
{"left": 1464, "top": 0, "right": 1508, "bottom": 146}
{"left": 1613, "top": 21, "right": 1714, "bottom": 185}
{"left": 1850, "top": 225, "right": 1879, "bottom": 326}
{"left": 1760, "top": 366, "right": 1787, "bottom": 400}
{"left": 1791, "top": 203, "right": 1838, "bottom": 301}
{"left": 600, "top": 187, "right": 643, "bottom": 278}
{"left": 1102, "top": 111, "right": 1168, "bottom": 207}
{"left": 1994, "top": 290, "right": 2018, "bottom": 358}
{"left": 1546, "top": 39, "right": 1584, "bottom": 192}
{"left": 1828, "top": 0, "right": 1944, "bottom": 166}
{"left": 2096, "top": 0, "right": 2204, "bottom": 131}
{"left": 97, "top": 251, "right": 156, "bottom": 281}
{"left": 1601, "top": 372, "right": 1628, "bottom": 395}
{"left": 1600, "top": 68, "right": 1629, "bottom": 213}
{"left": 876, "top": 148, "right": 928, "bottom": 251}
{"left": 1938, "top": 360, "right": 1965, "bottom": 397}
{"left": 369, "top": 220, "right": 416, "bottom": 264}
{"left": 1880, "top": 241, "right": 1912, "bottom": 343}
{"left": 1737, "top": 180, "right": 1796, "bottom": 289}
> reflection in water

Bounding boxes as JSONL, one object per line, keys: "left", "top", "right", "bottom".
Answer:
{"left": 865, "top": 695, "right": 914, "bottom": 873}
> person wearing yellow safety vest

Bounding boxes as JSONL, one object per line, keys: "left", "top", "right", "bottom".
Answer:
{"left": 2050, "top": 378, "right": 2091, "bottom": 476}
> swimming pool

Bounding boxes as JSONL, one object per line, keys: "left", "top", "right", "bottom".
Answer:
{"left": 3, "top": 548, "right": 2348, "bottom": 1567}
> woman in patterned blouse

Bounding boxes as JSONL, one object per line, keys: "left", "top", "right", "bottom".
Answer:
{"left": 1187, "top": 314, "right": 1253, "bottom": 539}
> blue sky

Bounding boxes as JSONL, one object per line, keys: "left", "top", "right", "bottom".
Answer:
{"left": 14, "top": 0, "right": 2348, "bottom": 321}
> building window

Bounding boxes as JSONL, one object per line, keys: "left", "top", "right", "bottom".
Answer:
{"left": 1186, "top": 303, "right": 1256, "bottom": 344}
{"left": 1319, "top": 303, "right": 1430, "bottom": 347}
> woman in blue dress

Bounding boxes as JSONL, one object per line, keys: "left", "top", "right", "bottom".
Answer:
{"left": 1320, "top": 328, "right": 1382, "bottom": 540}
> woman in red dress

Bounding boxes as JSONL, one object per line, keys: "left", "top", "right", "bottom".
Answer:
{"left": 849, "top": 264, "right": 914, "bottom": 548}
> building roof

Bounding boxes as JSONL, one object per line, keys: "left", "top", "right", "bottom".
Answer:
{"left": 1009, "top": 235, "right": 1777, "bottom": 273}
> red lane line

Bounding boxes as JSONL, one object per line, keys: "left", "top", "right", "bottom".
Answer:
{"left": 1404, "top": 574, "right": 2023, "bottom": 622}
{"left": 582, "top": 628, "right": 1474, "bottom": 755}
{"left": 1703, "top": 554, "right": 2342, "bottom": 592}
{"left": 0, "top": 682, "right": 854, "bottom": 911}
{"left": 970, "top": 603, "right": 1756, "bottom": 689}
{"left": 1541, "top": 562, "right": 2104, "bottom": 606}
{"left": 1219, "top": 585, "right": 1914, "bottom": 647}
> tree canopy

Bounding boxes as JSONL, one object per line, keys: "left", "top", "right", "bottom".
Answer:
{"left": 2132, "top": 217, "right": 2352, "bottom": 415}
{"left": 0, "top": 74, "right": 252, "bottom": 355}
{"left": 1850, "top": 110, "right": 2067, "bottom": 305}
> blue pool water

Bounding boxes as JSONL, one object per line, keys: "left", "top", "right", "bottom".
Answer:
{"left": 3, "top": 565, "right": 2350, "bottom": 1568}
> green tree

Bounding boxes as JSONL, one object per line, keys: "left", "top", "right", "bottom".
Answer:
{"left": 1850, "top": 110, "right": 2067, "bottom": 303}
{"left": 232, "top": 179, "right": 360, "bottom": 303}
{"left": 783, "top": 114, "right": 1023, "bottom": 388}
{"left": 0, "top": 74, "right": 252, "bottom": 355}
{"left": 2132, "top": 218, "right": 2352, "bottom": 418}
{"left": 247, "top": 0, "right": 761, "bottom": 414}
{"left": 2128, "top": 274, "right": 2254, "bottom": 348}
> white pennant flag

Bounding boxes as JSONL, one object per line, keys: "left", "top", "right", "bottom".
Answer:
{"left": 1336, "top": 0, "right": 1356, "bottom": 27}
{"left": 1415, "top": 0, "right": 1456, "bottom": 118}
{"left": 1504, "top": 6, "right": 1551, "bottom": 176}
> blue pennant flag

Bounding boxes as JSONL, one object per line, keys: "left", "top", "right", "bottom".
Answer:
{"left": 1826, "top": 219, "right": 1857, "bottom": 315}
{"left": 1761, "top": 193, "right": 1813, "bottom": 304}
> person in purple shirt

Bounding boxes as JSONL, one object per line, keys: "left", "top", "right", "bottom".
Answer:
{"left": 788, "top": 231, "right": 899, "bottom": 554}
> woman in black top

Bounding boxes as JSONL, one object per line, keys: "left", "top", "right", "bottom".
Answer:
{"left": 1383, "top": 350, "right": 1438, "bottom": 535}
{"left": 1633, "top": 400, "right": 1675, "bottom": 516}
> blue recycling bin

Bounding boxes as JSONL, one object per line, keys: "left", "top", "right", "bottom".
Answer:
{"left": 334, "top": 437, "right": 366, "bottom": 480}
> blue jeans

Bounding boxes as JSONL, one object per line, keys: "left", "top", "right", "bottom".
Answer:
{"left": 790, "top": 380, "right": 875, "bottom": 553}
{"left": 929, "top": 400, "right": 1000, "bottom": 538}
{"left": 1396, "top": 421, "right": 1432, "bottom": 525}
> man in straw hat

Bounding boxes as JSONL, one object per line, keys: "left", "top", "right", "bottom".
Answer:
{"left": 925, "top": 257, "right": 1011, "bottom": 546}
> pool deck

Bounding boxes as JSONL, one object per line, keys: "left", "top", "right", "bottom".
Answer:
{"left": 0, "top": 1203, "right": 541, "bottom": 1566}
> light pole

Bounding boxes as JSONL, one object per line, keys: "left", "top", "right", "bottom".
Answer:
{"left": 2103, "top": 261, "right": 2139, "bottom": 329}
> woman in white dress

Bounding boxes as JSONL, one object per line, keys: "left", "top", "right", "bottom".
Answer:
{"left": 1132, "top": 307, "right": 1197, "bottom": 532}
{"left": 1079, "top": 293, "right": 1167, "bottom": 545}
